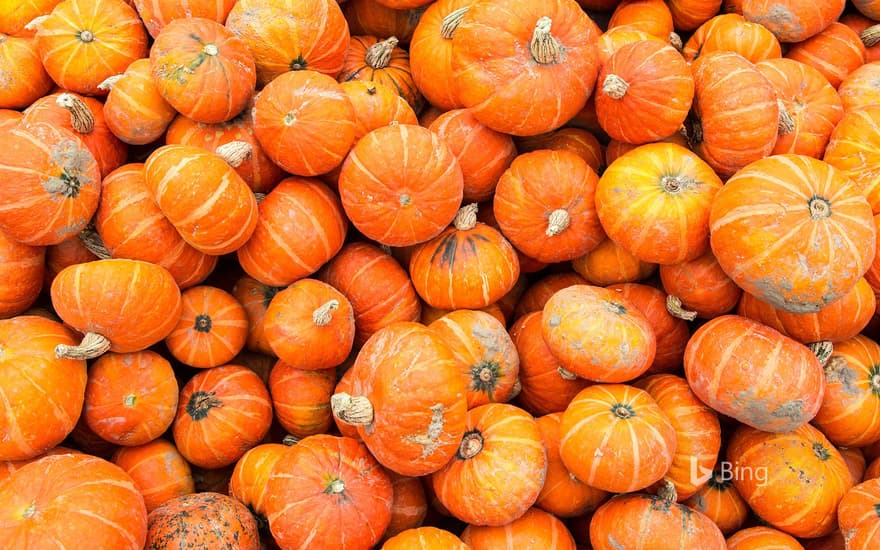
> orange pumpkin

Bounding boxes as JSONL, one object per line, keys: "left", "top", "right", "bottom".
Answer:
{"left": 0, "top": 33, "right": 53, "bottom": 108}
{"left": 571, "top": 237, "right": 657, "bottom": 286}
{"left": 338, "top": 35, "right": 423, "bottom": 112}
{"left": 668, "top": 0, "right": 725, "bottom": 31}
{"left": 383, "top": 472, "right": 428, "bottom": 539}
{"left": 228, "top": 441, "right": 288, "bottom": 522}
{"left": 408, "top": 0, "right": 470, "bottom": 111}
{"left": 785, "top": 22, "right": 866, "bottom": 89}
{"left": 342, "top": 81, "right": 419, "bottom": 141}
{"left": 607, "top": 0, "right": 675, "bottom": 41}
{"left": 231, "top": 275, "right": 282, "bottom": 356}
{"left": 0, "top": 230, "right": 44, "bottom": 319}
{"left": 514, "top": 126, "right": 605, "bottom": 175}
{"left": 383, "top": 526, "right": 469, "bottom": 549}
{"left": 145, "top": 492, "right": 259, "bottom": 549}
{"left": 111, "top": 438, "right": 194, "bottom": 512}
{"left": 682, "top": 13, "right": 782, "bottom": 63}
{"left": 269, "top": 361, "right": 336, "bottom": 438}
{"left": 682, "top": 469, "right": 750, "bottom": 534}
{"left": 133, "top": 0, "right": 237, "bottom": 38}
{"left": 0, "top": 0, "right": 62, "bottom": 37}
{"left": 824, "top": 105, "right": 880, "bottom": 214}
{"left": 659, "top": 249, "right": 742, "bottom": 319}
{"left": 342, "top": 0, "right": 421, "bottom": 44}
{"left": 741, "top": 0, "right": 846, "bottom": 43}
{"left": 513, "top": 271, "right": 587, "bottom": 320}
{"left": 100, "top": 58, "right": 177, "bottom": 146}
{"left": 726, "top": 526, "right": 805, "bottom": 549}
{"left": 461, "top": 507, "right": 578, "bottom": 549}
{"left": 838, "top": 477, "right": 880, "bottom": 549}
{"left": 837, "top": 62, "right": 880, "bottom": 113}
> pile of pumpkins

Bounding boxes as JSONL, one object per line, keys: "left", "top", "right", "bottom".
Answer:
{"left": 4, "top": 0, "right": 880, "bottom": 548}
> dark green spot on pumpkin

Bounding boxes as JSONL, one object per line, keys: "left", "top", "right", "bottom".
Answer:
{"left": 186, "top": 391, "right": 223, "bottom": 421}
{"left": 470, "top": 360, "right": 501, "bottom": 400}
{"left": 290, "top": 54, "right": 307, "bottom": 71}
{"left": 194, "top": 314, "right": 212, "bottom": 333}
{"left": 812, "top": 441, "right": 831, "bottom": 461}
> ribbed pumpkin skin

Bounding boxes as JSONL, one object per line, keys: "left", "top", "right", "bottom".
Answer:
{"left": 382, "top": 526, "right": 469, "bottom": 549}
{"left": 111, "top": 438, "right": 195, "bottom": 512}
{"left": 225, "top": 0, "right": 350, "bottom": 87}
{"left": 150, "top": 17, "right": 256, "bottom": 124}
{"left": 0, "top": 230, "right": 44, "bottom": 319}
{"left": 0, "top": 34, "right": 53, "bottom": 109}
{"left": 96, "top": 163, "right": 217, "bottom": 289}
{"left": 33, "top": 0, "right": 148, "bottom": 95}
{"left": 269, "top": 361, "right": 336, "bottom": 438}
{"left": 837, "top": 62, "right": 880, "bottom": 113}
{"left": 102, "top": 58, "right": 177, "bottom": 146}
{"left": 265, "top": 434, "right": 393, "bottom": 550}
{"left": 688, "top": 50, "right": 779, "bottom": 178}
{"left": 431, "top": 403, "right": 547, "bottom": 527}
{"left": 571, "top": 237, "right": 657, "bottom": 286}
{"left": 461, "top": 507, "right": 577, "bottom": 549}
{"left": 165, "top": 285, "right": 249, "bottom": 369}
{"left": 228, "top": 442, "right": 287, "bottom": 520}
{"left": 785, "top": 22, "right": 866, "bottom": 89}
{"left": 741, "top": 0, "right": 845, "bottom": 43}
{"left": 515, "top": 127, "right": 605, "bottom": 174}
{"left": 597, "top": 142, "right": 723, "bottom": 265}
{"left": 134, "top": 0, "right": 237, "bottom": 38}
{"left": 727, "top": 423, "right": 853, "bottom": 538}
{"left": 812, "top": 335, "right": 880, "bottom": 448}
{"left": 668, "top": 0, "right": 725, "bottom": 31}
{"left": 598, "top": 26, "right": 666, "bottom": 65}
{"left": 0, "top": 453, "right": 148, "bottom": 549}
{"left": 172, "top": 365, "right": 273, "bottom": 469}
{"left": 319, "top": 241, "right": 422, "bottom": 348}
{"left": 725, "top": 526, "right": 805, "bottom": 549}
{"left": 682, "top": 470, "right": 750, "bottom": 534}
{"left": 143, "top": 144, "right": 259, "bottom": 256}
{"left": 338, "top": 35, "right": 422, "bottom": 112}
{"left": 542, "top": 285, "right": 656, "bottom": 383}
{"left": 589, "top": 488, "right": 727, "bottom": 550}
{"left": 559, "top": 384, "right": 676, "bottom": 494}
{"left": 237, "top": 177, "right": 347, "bottom": 287}
{"left": 0, "top": 316, "right": 86, "bottom": 461}
{"left": 342, "top": 81, "right": 419, "bottom": 141}
{"left": 709, "top": 154, "right": 876, "bottom": 313}
{"left": 450, "top": 0, "right": 600, "bottom": 136}
{"left": 0, "top": 122, "right": 100, "bottom": 246}
{"left": 342, "top": 0, "right": 421, "bottom": 44}
{"left": 608, "top": 0, "right": 674, "bottom": 39}
{"left": 514, "top": 272, "right": 587, "bottom": 319}
{"left": 383, "top": 472, "right": 428, "bottom": 539}
{"left": 51, "top": 259, "right": 183, "bottom": 353}
{"left": 736, "top": 277, "right": 876, "bottom": 344}
{"left": 755, "top": 58, "right": 844, "bottom": 158}
{"left": 232, "top": 275, "right": 282, "bottom": 355}
{"left": 824, "top": 105, "right": 880, "bottom": 214}
{"left": 493, "top": 149, "right": 603, "bottom": 263}
{"left": 682, "top": 13, "right": 782, "bottom": 63}
{"left": 408, "top": 0, "right": 470, "bottom": 112}
{"left": 340, "top": 322, "right": 468, "bottom": 477}
{"left": 839, "top": 478, "right": 880, "bottom": 547}
{"left": 145, "top": 492, "right": 259, "bottom": 550}
{"left": 83, "top": 350, "right": 179, "bottom": 447}
{"left": 684, "top": 315, "right": 824, "bottom": 432}
{"left": 596, "top": 40, "right": 694, "bottom": 145}
{"left": 0, "top": 0, "right": 61, "bottom": 37}
{"left": 338, "top": 124, "right": 463, "bottom": 248}
{"left": 659, "top": 249, "right": 742, "bottom": 319}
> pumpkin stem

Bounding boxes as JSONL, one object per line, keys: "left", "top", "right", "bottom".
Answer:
{"left": 611, "top": 403, "right": 635, "bottom": 419}
{"left": 215, "top": 141, "right": 252, "bottom": 168}
{"left": 808, "top": 196, "right": 832, "bottom": 220}
{"left": 282, "top": 434, "right": 300, "bottom": 446}
{"left": 203, "top": 43, "right": 219, "bottom": 57}
{"left": 365, "top": 37, "right": 399, "bottom": 70}
{"left": 669, "top": 32, "right": 683, "bottom": 51}
{"left": 666, "top": 295, "right": 698, "bottom": 321}
{"left": 187, "top": 391, "right": 224, "bottom": 420}
{"left": 812, "top": 442, "right": 831, "bottom": 461}
{"left": 453, "top": 203, "right": 479, "bottom": 231}
{"left": 440, "top": 6, "right": 470, "bottom": 40}
{"left": 777, "top": 99, "right": 794, "bottom": 136}
{"left": 557, "top": 366, "right": 578, "bottom": 380}
{"left": 78, "top": 225, "right": 111, "bottom": 259}
{"left": 660, "top": 174, "right": 696, "bottom": 194}
{"left": 545, "top": 209, "right": 571, "bottom": 236}
{"left": 325, "top": 478, "right": 346, "bottom": 494}
{"left": 330, "top": 392, "right": 374, "bottom": 426}
{"left": 312, "top": 299, "right": 339, "bottom": 327}
{"left": 684, "top": 116, "right": 703, "bottom": 148}
{"left": 602, "top": 74, "right": 629, "bottom": 100}
{"left": 657, "top": 479, "right": 678, "bottom": 506}
{"left": 55, "top": 331, "right": 112, "bottom": 360}
{"left": 23, "top": 15, "right": 48, "bottom": 31}
{"left": 860, "top": 25, "right": 880, "bottom": 48}
{"left": 457, "top": 431, "right": 484, "bottom": 460}
{"left": 56, "top": 93, "right": 95, "bottom": 134}
{"left": 809, "top": 340, "right": 834, "bottom": 368}
{"left": 97, "top": 74, "right": 123, "bottom": 92}
{"left": 530, "top": 17, "right": 563, "bottom": 64}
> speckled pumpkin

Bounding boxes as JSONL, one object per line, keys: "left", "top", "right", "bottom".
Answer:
{"left": 144, "top": 492, "right": 259, "bottom": 550}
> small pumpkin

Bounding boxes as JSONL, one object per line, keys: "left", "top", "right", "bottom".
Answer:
{"left": 682, "top": 13, "right": 782, "bottom": 63}
{"left": 408, "top": 0, "right": 470, "bottom": 111}
{"left": 338, "top": 35, "right": 423, "bottom": 112}
{"left": 659, "top": 249, "right": 742, "bottom": 319}
{"left": 269, "top": 361, "right": 336, "bottom": 438}
{"left": 0, "top": 33, "right": 53, "bottom": 109}
{"left": 571, "top": 237, "right": 657, "bottom": 286}
{"left": 682, "top": 469, "right": 750, "bottom": 534}
{"left": 382, "top": 526, "right": 469, "bottom": 549}
{"left": 231, "top": 275, "right": 283, "bottom": 356}
{"left": 0, "top": 230, "right": 44, "bottom": 320}
{"left": 145, "top": 492, "right": 259, "bottom": 550}
{"left": 342, "top": 80, "right": 418, "bottom": 141}
{"left": 99, "top": 58, "right": 177, "bottom": 145}
{"left": 725, "top": 526, "right": 805, "bottom": 549}
{"left": 111, "top": 438, "right": 194, "bottom": 512}
{"left": 228, "top": 441, "right": 289, "bottom": 522}
{"left": 461, "top": 507, "right": 578, "bottom": 549}
{"left": 133, "top": 0, "right": 237, "bottom": 38}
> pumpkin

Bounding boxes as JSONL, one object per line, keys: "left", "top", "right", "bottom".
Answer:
{"left": 726, "top": 526, "right": 805, "bottom": 549}
{"left": 509, "top": 311, "right": 591, "bottom": 416}
{"left": 560, "top": 384, "right": 676, "bottom": 493}
{"left": 755, "top": 57, "right": 844, "bottom": 158}
{"left": 164, "top": 107, "right": 287, "bottom": 194}
{"left": 668, "top": 0, "right": 725, "bottom": 31}
{"left": 428, "top": 309, "right": 519, "bottom": 408}
{"left": 604, "top": 132, "right": 689, "bottom": 166}
{"left": 408, "top": 0, "right": 470, "bottom": 111}
{"left": 43, "top": 235, "right": 97, "bottom": 290}
{"left": 824, "top": 105, "right": 880, "bottom": 214}
{"left": 836, "top": 62, "right": 880, "bottom": 113}
{"left": 595, "top": 40, "right": 694, "bottom": 145}
{"left": 838, "top": 477, "right": 880, "bottom": 548}
{"left": 83, "top": 350, "right": 179, "bottom": 447}
{"left": 493, "top": 149, "right": 604, "bottom": 264}
{"left": 342, "top": 81, "right": 419, "bottom": 141}
{"left": 542, "top": 284, "right": 656, "bottom": 383}
{"left": 0, "top": 121, "right": 100, "bottom": 246}
{"left": 682, "top": 13, "right": 782, "bottom": 63}
{"left": 265, "top": 434, "right": 393, "bottom": 549}
{"left": 461, "top": 506, "right": 577, "bottom": 549}
{"left": 338, "top": 123, "right": 463, "bottom": 247}
{"left": 596, "top": 142, "right": 723, "bottom": 265}
{"left": 741, "top": 0, "right": 846, "bottom": 43}
{"left": 589, "top": 482, "right": 727, "bottom": 549}
{"left": 514, "top": 127, "right": 605, "bottom": 175}
{"left": 0, "top": 453, "right": 148, "bottom": 548}
{"left": 841, "top": 447, "right": 868, "bottom": 486}
{"left": 382, "top": 526, "right": 469, "bottom": 549}
{"left": 331, "top": 322, "right": 467, "bottom": 477}
{"left": 133, "top": 0, "right": 237, "bottom": 38}
{"left": 726, "top": 422, "right": 853, "bottom": 538}
{"left": 338, "top": 35, "right": 423, "bottom": 112}
{"left": 710, "top": 154, "right": 876, "bottom": 313}
{"left": 143, "top": 144, "right": 259, "bottom": 256}
{"left": 164, "top": 285, "right": 249, "bottom": 369}
{"left": 659, "top": 249, "right": 742, "bottom": 319}
{"left": 607, "top": 0, "right": 675, "bottom": 42}
{"left": 431, "top": 403, "right": 547, "bottom": 526}
{"left": 228, "top": 441, "right": 289, "bottom": 522}
{"left": 841, "top": 14, "right": 880, "bottom": 64}
{"left": 0, "top": 0, "right": 61, "bottom": 37}
{"left": 785, "top": 22, "right": 866, "bottom": 89}
{"left": 99, "top": 58, "right": 177, "bottom": 145}
{"left": 225, "top": 0, "right": 350, "bottom": 87}
{"left": 597, "top": 25, "right": 667, "bottom": 65}
{"left": 687, "top": 50, "right": 780, "bottom": 179}
{"left": 150, "top": 17, "right": 256, "bottom": 123}
{"left": 231, "top": 275, "right": 283, "bottom": 356}
{"left": 682, "top": 469, "right": 750, "bottom": 534}
{"left": 342, "top": 0, "right": 422, "bottom": 44}
{"left": 571, "top": 237, "right": 657, "bottom": 286}
{"left": 384, "top": 472, "right": 429, "bottom": 539}
{"left": 318, "top": 241, "right": 422, "bottom": 348}
{"left": 0, "top": 33, "right": 53, "bottom": 108}
{"left": 95, "top": 163, "right": 218, "bottom": 288}
{"left": 0, "top": 446, "right": 80, "bottom": 484}
{"left": 409, "top": 204, "right": 520, "bottom": 310}
{"left": 172, "top": 364, "right": 273, "bottom": 469}
{"left": 428, "top": 108, "right": 517, "bottom": 203}
{"left": 269, "top": 361, "right": 336, "bottom": 438}
{"left": 0, "top": 230, "right": 44, "bottom": 319}
{"left": 534, "top": 413, "right": 609, "bottom": 518}
{"left": 111, "top": 438, "right": 195, "bottom": 512}
{"left": 51, "top": 259, "right": 183, "bottom": 358}
{"left": 32, "top": 0, "right": 148, "bottom": 95}
{"left": 450, "top": 0, "right": 600, "bottom": 136}
{"left": 145, "top": 492, "right": 259, "bottom": 550}
{"left": 0, "top": 316, "right": 87, "bottom": 461}
{"left": 513, "top": 271, "right": 587, "bottom": 320}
